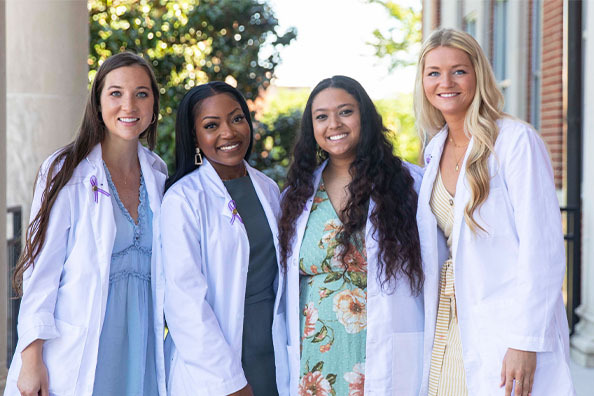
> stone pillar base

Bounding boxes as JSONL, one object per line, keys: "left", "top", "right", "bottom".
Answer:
{"left": 570, "top": 305, "right": 594, "bottom": 367}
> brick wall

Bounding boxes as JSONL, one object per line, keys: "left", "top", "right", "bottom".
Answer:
{"left": 541, "top": 0, "right": 564, "bottom": 189}
{"left": 432, "top": 0, "right": 441, "bottom": 29}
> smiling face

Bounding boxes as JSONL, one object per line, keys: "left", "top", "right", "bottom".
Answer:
{"left": 311, "top": 87, "right": 361, "bottom": 164}
{"left": 99, "top": 65, "right": 155, "bottom": 144}
{"left": 194, "top": 93, "right": 251, "bottom": 179}
{"left": 422, "top": 46, "right": 477, "bottom": 123}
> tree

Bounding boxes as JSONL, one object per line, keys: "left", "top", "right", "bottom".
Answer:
{"left": 89, "top": 0, "right": 296, "bottom": 171}
{"left": 250, "top": 87, "right": 309, "bottom": 186}
{"left": 375, "top": 94, "right": 421, "bottom": 164}
{"left": 367, "top": 0, "right": 422, "bottom": 70}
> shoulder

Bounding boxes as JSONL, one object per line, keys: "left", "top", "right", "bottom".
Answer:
{"left": 248, "top": 166, "right": 280, "bottom": 197}
{"left": 495, "top": 117, "right": 546, "bottom": 157}
{"left": 496, "top": 117, "right": 540, "bottom": 146}
{"left": 39, "top": 147, "right": 90, "bottom": 189}
{"left": 402, "top": 161, "right": 423, "bottom": 194}
{"left": 38, "top": 148, "right": 67, "bottom": 182}
{"left": 140, "top": 146, "right": 168, "bottom": 176}
{"left": 163, "top": 169, "right": 203, "bottom": 206}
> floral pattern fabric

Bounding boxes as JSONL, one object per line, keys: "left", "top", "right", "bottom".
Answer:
{"left": 299, "top": 183, "right": 367, "bottom": 396}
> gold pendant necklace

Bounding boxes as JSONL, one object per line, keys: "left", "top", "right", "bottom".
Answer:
{"left": 449, "top": 136, "right": 469, "bottom": 172}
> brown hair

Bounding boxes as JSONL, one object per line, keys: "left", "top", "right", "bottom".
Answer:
{"left": 13, "top": 52, "right": 160, "bottom": 295}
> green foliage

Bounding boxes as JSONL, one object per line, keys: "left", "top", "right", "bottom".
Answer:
{"left": 249, "top": 88, "right": 308, "bottom": 186}
{"left": 250, "top": 111, "right": 301, "bottom": 186}
{"left": 88, "top": 0, "right": 296, "bottom": 172}
{"left": 375, "top": 94, "right": 421, "bottom": 164}
{"left": 367, "top": 0, "right": 422, "bottom": 70}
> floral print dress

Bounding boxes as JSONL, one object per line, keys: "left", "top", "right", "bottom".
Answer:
{"left": 299, "top": 183, "right": 367, "bottom": 396}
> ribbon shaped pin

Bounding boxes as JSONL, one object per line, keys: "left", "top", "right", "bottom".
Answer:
{"left": 228, "top": 200, "right": 243, "bottom": 225}
{"left": 90, "top": 175, "right": 110, "bottom": 203}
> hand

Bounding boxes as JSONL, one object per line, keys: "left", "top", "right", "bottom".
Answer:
{"left": 228, "top": 384, "right": 254, "bottom": 396}
{"left": 500, "top": 348, "right": 536, "bottom": 396}
{"left": 17, "top": 339, "right": 49, "bottom": 396}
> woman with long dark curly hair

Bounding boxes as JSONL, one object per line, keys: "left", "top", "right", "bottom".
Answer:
{"left": 279, "top": 76, "right": 425, "bottom": 395}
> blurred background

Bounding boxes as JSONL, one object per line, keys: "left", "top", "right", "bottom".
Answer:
{"left": 0, "top": 0, "right": 593, "bottom": 393}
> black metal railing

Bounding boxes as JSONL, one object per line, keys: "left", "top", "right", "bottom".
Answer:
{"left": 561, "top": 205, "right": 581, "bottom": 333}
{"left": 6, "top": 206, "right": 22, "bottom": 368}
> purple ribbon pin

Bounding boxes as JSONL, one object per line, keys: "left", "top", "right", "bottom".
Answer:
{"left": 426, "top": 155, "right": 432, "bottom": 164}
{"left": 228, "top": 200, "right": 243, "bottom": 225}
{"left": 90, "top": 175, "right": 110, "bottom": 203}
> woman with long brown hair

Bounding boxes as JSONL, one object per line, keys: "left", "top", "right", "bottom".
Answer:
{"left": 5, "top": 52, "right": 168, "bottom": 396}
{"left": 279, "top": 76, "right": 424, "bottom": 395}
{"left": 415, "top": 28, "right": 575, "bottom": 396}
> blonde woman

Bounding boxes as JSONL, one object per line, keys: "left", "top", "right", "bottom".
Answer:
{"left": 414, "top": 28, "right": 575, "bottom": 396}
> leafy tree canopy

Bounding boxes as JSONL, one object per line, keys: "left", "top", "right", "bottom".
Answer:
{"left": 367, "top": 0, "right": 422, "bottom": 70}
{"left": 89, "top": 0, "right": 296, "bottom": 171}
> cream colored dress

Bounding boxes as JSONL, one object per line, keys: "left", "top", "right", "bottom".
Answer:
{"left": 427, "top": 172, "right": 469, "bottom": 396}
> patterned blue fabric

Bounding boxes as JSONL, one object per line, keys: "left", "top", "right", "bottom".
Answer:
{"left": 92, "top": 163, "right": 158, "bottom": 396}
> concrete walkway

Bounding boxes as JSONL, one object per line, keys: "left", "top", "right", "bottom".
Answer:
{"left": 571, "top": 358, "right": 594, "bottom": 396}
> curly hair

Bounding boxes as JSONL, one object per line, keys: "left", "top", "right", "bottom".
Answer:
{"left": 278, "top": 76, "right": 423, "bottom": 293}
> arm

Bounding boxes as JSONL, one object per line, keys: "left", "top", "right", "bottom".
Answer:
{"left": 16, "top": 164, "right": 71, "bottom": 393}
{"left": 501, "top": 124, "right": 565, "bottom": 352}
{"left": 17, "top": 340, "right": 49, "bottom": 396}
{"left": 161, "top": 192, "right": 247, "bottom": 395}
{"left": 17, "top": 165, "right": 71, "bottom": 351}
{"left": 499, "top": 123, "right": 564, "bottom": 396}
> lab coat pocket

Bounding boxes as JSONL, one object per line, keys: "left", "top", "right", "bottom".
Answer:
{"left": 44, "top": 319, "right": 87, "bottom": 396}
{"left": 392, "top": 331, "right": 423, "bottom": 396}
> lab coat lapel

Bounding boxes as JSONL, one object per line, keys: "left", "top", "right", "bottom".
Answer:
{"left": 418, "top": 130, "right": 447, "bottom": 279}
{"left": 138, "top": 143, "right": 165, "bottom": 218}
{"left": 451, "top": 137, "right": 474, "bottom": 264}
{"left": 289, "top": 161, "right": 328, "bottom": 266}
{"left": 247, "top": 163, "right": 279, "bottom": 253}
{"left": 85, "top": 144, "right": 116, "bottom": 306}
{"left": 200, "top": 158, "right": 248, "bottom": 235}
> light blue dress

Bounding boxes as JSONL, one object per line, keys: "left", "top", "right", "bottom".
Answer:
{"left": 92, "top": 164, "right": 159, "bottom": 396}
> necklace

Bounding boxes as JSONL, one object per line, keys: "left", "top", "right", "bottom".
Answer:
{"left": 448, "top": 136, "right": 469, "bottom": 172}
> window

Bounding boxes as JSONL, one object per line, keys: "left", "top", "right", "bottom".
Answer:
{"left": 493, "top": 0, "right": 509, "bottom": 109}
{"left": 530, "top": 0, "right": 542, "bottom": 130}
{"left": 464, "top": 13, "right": 477, "bottom": 38}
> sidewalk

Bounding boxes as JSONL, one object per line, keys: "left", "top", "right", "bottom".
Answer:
{"left": 571, "top": 358, "right": 594, "bottom": 396}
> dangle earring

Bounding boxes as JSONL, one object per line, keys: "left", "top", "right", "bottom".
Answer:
{"left": 316, "top": 146, "right": 328, "bottom": 162}
{"left": 194, "top": 147, "right": 203, "bottom": 165}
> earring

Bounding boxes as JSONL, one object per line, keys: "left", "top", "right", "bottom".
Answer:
{"left": 194, "top": 147, "right": 203, "bottom": 165}
{"left": 151, "top": 113, "right": 157, "bottom": 124}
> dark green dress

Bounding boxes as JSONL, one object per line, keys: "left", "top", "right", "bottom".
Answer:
{"left": 223, "top": 175, "right": 279, "bottom": 396}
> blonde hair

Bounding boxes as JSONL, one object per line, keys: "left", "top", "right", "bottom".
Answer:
{"left": 413, "top": 28, "right": 504, "bottom": 233}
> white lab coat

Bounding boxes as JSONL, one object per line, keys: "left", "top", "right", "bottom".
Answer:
{"left": 4, "top": 143, "right": 168, "bottom": 396}
{"left": 284, "top": 161, "right": 428, "bottom": 396}
{"left": 160, "top": 158, "right": 289, "bottom": 396}
{"left": 416, "top": 118, "right": 575, "bottom": 395}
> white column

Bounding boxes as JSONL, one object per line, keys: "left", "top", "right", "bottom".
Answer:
{"left": 6, "top": 0, "right": 88, "bottom": 220}
{"left": 571, "top": 0, "right": 594, "bottom": 367}
{"left": 440, "top": 0, "right": 462, "bottom": 29}
{"left": 0, "top": 0, "right": 8, "bottom": 383}
{"left": 423, "top": 0, "right": 436, "bottom": 38}
{"left": 505, "top": 0, "right": 528, "bottom": 120}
